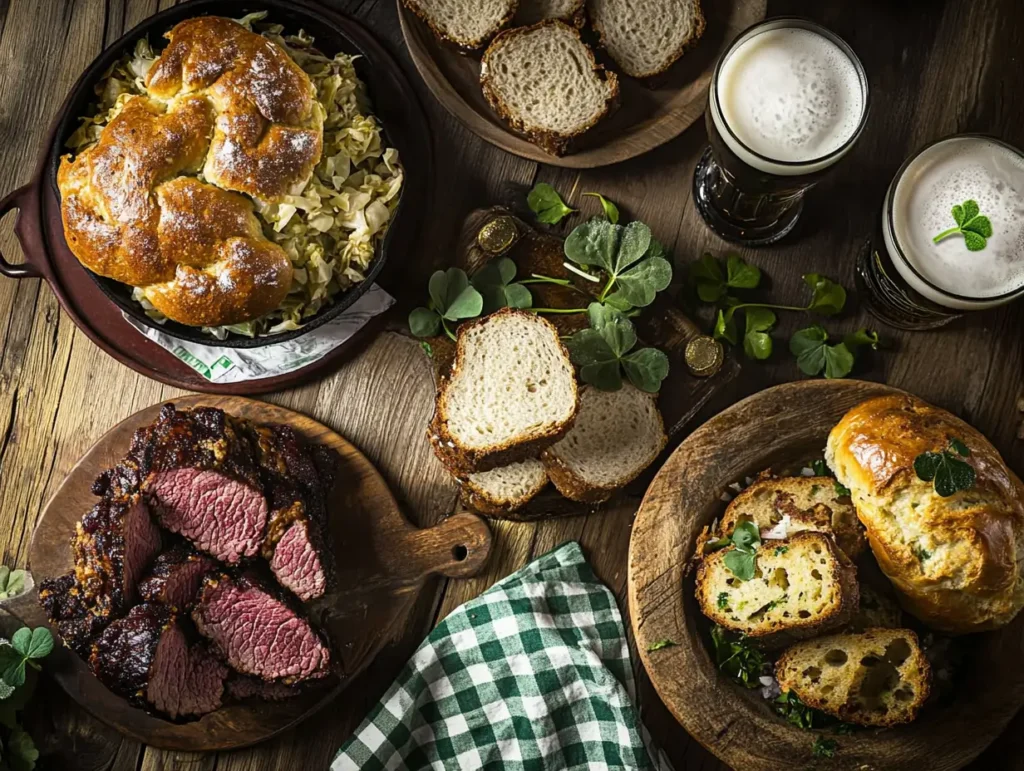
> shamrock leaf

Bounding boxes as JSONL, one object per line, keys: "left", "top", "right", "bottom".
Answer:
{"left": 411, "top": 268, "right": 484, "bottom": 340}
{"left": 726, "top": 254, "right": 761, "bottom": 289}
{"left": 19, "top": 629, "right": 52, "bottom": 661}
{"left": 527, "top": 182, "right": 575, "bottom": 224}
{"left": 583, "top": 192, "right": 620, "bottom": 224}
{"left": 803, "top": 273, "right": 847, "bottom": 316}
{"left": 8, "top": 725, "right": 39, "bottom": 771}
{"left": 0, "top": 645, "right": 26, "bottom": 688}
{"left": 914, "top": 439, "right": 976, "bottom": 497}
{"left": 823, "top": 343, "right": 855, "bottom": 379}
{"left": 588, "top": 302, "right": 636, "bottom": 356}
{"left": 949, "top": 438, "right": 971, "bottom": 457}
{"left": 621, "top": 347, "right": 670, "bottom": 393}
{"left": 722, "top": 520, "right": 760, "bottom": 581}
{"left": 843, "top": 329, "right": 881, "bottom": 351}
{"left": 565, "top": 304, "right": 669, "bottom": 393}
{"left": 408, "top": 307, "right": 440, "bottom": 338}
{"left": 612, "top": 242, "right": 672, "bottom": 308}
{"left": 714, "top": 308, "right": 739, "bottom": 345}
{"left": 789, "top": 325, "right": 855, "bottom": 379}
{"left": 934, "top": 198, "right": 992, "bottom": 251}
{"left": 742, "top": 307, "right": 776, "bottom": 360}
{"left": 690, "top": 254, "right": 760, "bottom": 302}
{"left": 564, "top": 218, "right": 620, "bottom": 274}
{"left": 471, "top": 258, "right": 533, "bottom": 313}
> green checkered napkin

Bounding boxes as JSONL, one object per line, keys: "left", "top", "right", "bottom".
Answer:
{"left": 332, "top": 541, "right": 672, "bottom": 770}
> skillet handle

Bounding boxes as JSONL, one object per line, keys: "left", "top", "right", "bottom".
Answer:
{"left": 0, "top": 184, "right": 42, "bottom": 280}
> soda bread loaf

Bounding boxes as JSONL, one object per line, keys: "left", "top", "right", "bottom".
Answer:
{"left": 480, "top": 21, "right": 619, "bottom": 156}
{"left": 719, "top": 474, "right": 866, "bottom": 560}
{"left": 775, "top": 628, "right": 931, "bottom": 727}
{"left": 460, "top": 459, "right": 549, "bottom": 515}
{"left": 826, "top": 395, "right": 1024, "bottom": 633}
{"left": 402, "top": 0, "right": 517, "bottom": 49}
{"left": 588, "top": 0, "right": 705, "bottom": 77}
{"left": 695, "top": 531, "right": 859, "bottom": 646}
{"left": 541, "top": 383, "right": 666, "bottom": 503}
{"left": 429, "top": 309, "right": 578, "bottom": 475}
{"left": 515, "top": 0, "right": 585, "bottom": 26}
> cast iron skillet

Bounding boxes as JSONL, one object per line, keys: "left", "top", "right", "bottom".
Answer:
{"left": 2, "top": 0, "right": 420, "bottom": 349}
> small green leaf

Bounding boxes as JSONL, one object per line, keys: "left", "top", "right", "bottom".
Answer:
{"left": 843, "top": 329, "right": 881, "bottom": 350}
{"left": 823, "top": 342, "right": 855, "bottom": 379}
{"left": 420, "top": 341, "right": 433, "bottom": 358}
{"left": 951, "top": 204, "right": 965, "bottom": 226}
{"left": 4, "top": 570, "right": 25, "bottom": 598}
{"left": 10, "top": 629, "right": 30, "bottom": 658}
{"left": 615, "top": 255, "right": 672, "bottom": 307}
{"left": 726, "top": 255, "right": 761, "bottom": 289}
{"left": 615, "top": 221, "right": 652, "bottom": 274}
{"left": 564, "top": 218, "right": 619, "bottom": 273}
{"left": 963, "top": 230, "right": 987, "bottom": 251}
{"left": 588, "top": 303, "right": 637, "bottom": 357}
{"left": 961, "top": 199, "right": 980, "bottom": 222}
{"left": 428, "top": 269, "right": 448, "bottom": 312}
{"left": 731, "top": 520, "right": 761, "bottom": 552}
{"left": 472, "top": 259, "right": 533, "bottom": 312}
{"left": 949, "top": 438, "right": 970, "bottom": 457}
{"left": 565, "top": 328, "right": 616, "bottom": 368}
{"left": 691, "top": 254, "right": 727, "bottom": 302}
{"left": 440, "top": 271, "right": 484, "bottom": 321}
{"left": 0, "top": 678, "right": 13, "bottom": 700}
{"left": 24, "top": 629, "right": 52, "bottom": 661}
{"left": 580, "top": 360, "right": 624, "bottom": 391}
{"left": 962, "top": 215, "right": 993, "bottom": 238}
{"left": 8, "top": 725, "right": 39, "bottom": 771}
{"left": 503, "top": 283, "right": 533, "bottom": 309}
{"left": 936, "top": 457, "right": 976, "bottom": 497}
{"left": 811, "top": 459, "right": 829, "bottom": 476}
{"left": 742, "top": 307, "right": 776, "bottom": 361}
{"left": 723, "top": 550, "right": 757, "bottom": 581}
{"left": 834, "top": 481, "right": 851, "bottom": 498}
{"left": 528, "top": 182, "right": 575, "bottom": 224}
{"left": 790, "top": 325, "right": 829, "bottom": 375}
{"left": 602, "top": 292, "right": 634, "bottom": 312}
{"left": 913, "top": 452, "right": 942, "bottom": 482}
{"left": 812, "top": 736, "right": 838, "bottom": 759}
{"left": 935, "top": 199, "right": 992, "bottom": 250}
{"left": 584, "top": 192, "right": 620, "bottom": 224}
{"left": 408, "top": 307, "right": 440, "bottom": 338}
{"left": 717, "top": 592, "right": 730, "bottom": 609}
{"left": 0, "top": 566, "right": 9, "bottom": 594}
{"left": 803, "top": 274, "right": 847, "bottom": 316}
{"left": 621, "top": 348, "right": 670, "bottom": 393}
{"left": 714, "top": 309, "right": 739, "bottom": 345}
{"left": 647, "top": 639, "right": 677, "bottom": 652}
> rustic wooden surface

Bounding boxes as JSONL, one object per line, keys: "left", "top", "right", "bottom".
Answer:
{"left": 630, "top": 380, "right": 1024, "bottom": 770}
{"left": 0, "top": 0, "right": 1021, "bottom": 769}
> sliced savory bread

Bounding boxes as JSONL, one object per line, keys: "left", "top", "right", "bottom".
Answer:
{"left": 696, "top": 531, "right": 859, "bottom": 645}
{"left": 515, "top": 0, "right": 585, "bottom": 26}
{"left": 541, "top": 384, "right": 666, "bottom": 503}
{"left": 588, "top": 0, "right": 706, "bottom": 77}
{"left": 775, "top": 628, "right": 931, "bottom": 727}
{"left": 403, "top": 0, "right": 518, "bottom": 49}
{"left": 429, "top": 309, "right": 578, "bottom": 475}
{"left": 480, "top": 21, "right": 619, "bottom": 155}
{"left": 720, "top": 475, "right": 866, "bottom": 560}
{"left": 460, "top": 458, "right": 549, "bottom": 516}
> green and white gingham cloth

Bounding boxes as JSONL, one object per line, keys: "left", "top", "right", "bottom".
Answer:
{"left": 332, "top": 541, "right": 672, "bottom": 771}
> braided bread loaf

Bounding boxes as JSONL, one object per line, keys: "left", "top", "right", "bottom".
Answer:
{"left": 58, "top": 17, "right": 327, "bottom": 328}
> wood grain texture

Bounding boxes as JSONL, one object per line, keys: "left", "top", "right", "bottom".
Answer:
{"left": 0, "top": 0, "right": 1022, "bottom": 769}
{"left": 630, "top": 380, "right": 1024, "bottom": 769}
{"left": 398, "top": 0, "right": 767, "bottom": 167}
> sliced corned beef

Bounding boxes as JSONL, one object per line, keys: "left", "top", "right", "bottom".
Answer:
{"left": 192, "top": 573, "right": 331, "bottom": 684}
{"left": 139, "top": 544, "right": 216, "bottom": 609}
{"left": 89, "top": 603, "right": 227, "bottom": 720}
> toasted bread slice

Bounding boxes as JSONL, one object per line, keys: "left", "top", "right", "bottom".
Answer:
{"left": 480, "top": 21, "right": 619, "bottom": 156}
{"left": 403, "top": 0, "right": 517, "bottom": 50}
{"left": 515, "top": 0, "right": 585, "bottom": 25}
{"left": 696, "top": 532, "right": 859, "bottom": 645}
{"left": 775, "top": 628, "right": 931, "bottom": 727}
{"left": 429, "top": 309, "right": 578, "bottom": 475}
{"left": 541, "top": 384, "right": 666, "bottom": 503}
{"left": 460, "top": 458, "right": 548, "bottom": 515}
{"left": 720, "top": 475, "right": 866, "bottom": 561}
{"left": 588, "top": 0, "right": 705, "bottom": 77}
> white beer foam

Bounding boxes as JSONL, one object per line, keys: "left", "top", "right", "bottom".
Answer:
{"left": 715, "top": 26, "right": 865, "bottom": 174}
{"left": 890, "top": 136, "right": 1024, "bottom": 301}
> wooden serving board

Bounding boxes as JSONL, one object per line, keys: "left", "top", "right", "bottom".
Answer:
{"left": 397, "top": 0, "right": 766, "bottom": 168}
{"left": 9, "top": 395, "right": 492, "bottom": 751}
{"left": 628, "top": 380, "right": 1024, "bottom": 770}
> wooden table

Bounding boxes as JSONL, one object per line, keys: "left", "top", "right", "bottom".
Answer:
{"left": 0, "top": 0, "right": 1021, "bottom": 769}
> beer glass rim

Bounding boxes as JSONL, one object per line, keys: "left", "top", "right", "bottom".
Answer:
{"left": 884, "top": 133, "right": 1024, "bottom": 305}
{"left": 710, "top": 16, "right": 871, "bottom": 171}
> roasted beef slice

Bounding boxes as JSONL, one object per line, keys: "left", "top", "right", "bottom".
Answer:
{"left": 138, "top": 543, "right": 216, "bottom": 608}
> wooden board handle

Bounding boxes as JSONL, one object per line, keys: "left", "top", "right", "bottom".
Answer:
{"left": 400, "top": 511, "right": 492, "bottom": 581}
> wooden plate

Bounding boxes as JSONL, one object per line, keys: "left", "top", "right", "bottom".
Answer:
{"left": 628, "top": 380, "right": 1024, "bottom": 770}
{"left": 7, "top": 395, "right": 492, "bottom": 751}
{"left": 397, "top": 0, "right": 766, "bottom": 168}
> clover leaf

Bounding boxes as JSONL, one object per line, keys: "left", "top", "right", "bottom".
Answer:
{"left": 742, "top": 307, "right": 776, "bottom": 360}
{"left": 0, "top": 567, "right": 25, "bottom": 600}
{"left": 843, "top": 328, "right": 881, "bottom": 351}
{"left": 803, "top": 273, "right": 847, "bottom": 316}
{"left": 565, "top": 303, "right": 669, "bottom": 393}
{"left": 8, "top": 725, "right": 39, "bottom": 771}
{"left": 914, "top": 439, "right": 976, "bottom": 497}
{"left": 722, "top": 520, "right": 761, "bottom": 581}
{"left": 690, "top": 254, "right": 761, "bottom": 302}
{"left": 789, "top": 325, "right": 855, "bottom": 379}
{"left": 584, "top": 192, "right": 620, "bottom": 224}
{"left": 409, "top": 268, "right": 484, "bottom": 341}
{"left": 527, "top": 182, "right": 576, "bottom": 224}
{"left": 933, "top": 199, "right": 993, "bottom": 251}
{"left": 471, "top": 258, "right": 533, "bottom": 313}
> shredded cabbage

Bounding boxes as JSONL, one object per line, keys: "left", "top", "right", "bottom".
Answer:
{"left": 67, "top": 13, "right": 403, "bottom": 339}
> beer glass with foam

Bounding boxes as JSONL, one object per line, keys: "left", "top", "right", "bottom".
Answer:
{"left": 693, "top": 18, "right": 870, "bottom": 245}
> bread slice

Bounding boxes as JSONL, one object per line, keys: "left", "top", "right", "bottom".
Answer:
{"left": 480, "top": 21, "right": 619, "bottom": 155}
{"left": 429, "top": 309, "right": 578, "bottom": 475}
{"left": 588, "top": 0, "right": 706, "bottom": 77}
{"left": 460, "top": 458, "right": 549, "bottom": 516}
{"left": 720, "top": 475, "right": 866, "bottom": 561}
{"left": 515, "top": 0, "right": 585, "bottom": 26}
{"left": 403, "top": 0, "right": 517, "bottom": 50}
{"left": 775, "top": 628, "right": 931, "bottom": 727}
{"left": 696, "top": 532, "right": 859, "bottom": 645}
{"left": 541, "top": 384, "right": 666, "bottom": 503}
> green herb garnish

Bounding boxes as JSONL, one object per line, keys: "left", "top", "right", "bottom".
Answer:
{"left": 408, "top": 268, "right": 484, "bottom": 340}
{"left": 0, "top": 629, "right": 53, "bottom": 688}
{"left": 834, "top": 481, "right": 851, "bottom": 498}
{"left": 933, "top": 199, "right": 992, "bottom": 251}
{"left": 775, "top": 690, "right": 837, "bottom": 730}
{"left": 647, "top": 639, "right": 677, "bottom": 652}
{"left": 789, "top": 325, "right": 855, "bottom": 379}
{"left": 708, "top": 625, "right": 765, "bottom": 688}
{"left": 774, "top": 546, "right": 789, "bottom": 556}
{"left": 811, "top": 459, "right": 829, "bottom": 476}
{"left": 911, "top": 543, "right": 932, "bottom": 562}
{"left": 812, "top": 736, "right": 839, "bottom": 758}
{"left": 584, "top": 192, "right": 620, "bottom": 224}
{"left": 722, "top": 520, "right": 761, "bottom": 581}
{"left": 564, "top": 303, "right": 669, "bottom": 393}
{"left": 528, "top": 182, "right": 576, "bottom": 224}
{"left": 914, "top": 438, "right": 976, "bottom": 497}
{"left": 717, "top": 592, "right": 730, "bottom": 610}
{"left": 419, "top": 341, "right": 433, "bottom": 358}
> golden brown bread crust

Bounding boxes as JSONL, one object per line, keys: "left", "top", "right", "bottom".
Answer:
{"left": 827, "top": 395, "right": 1024, "bottom": 633}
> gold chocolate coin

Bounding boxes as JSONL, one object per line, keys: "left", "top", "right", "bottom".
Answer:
{"left": 477, "top": 216, "right": 518, "bottom": 255}
{"left": 685, "top": 335, "right": 723, "bottom": 377}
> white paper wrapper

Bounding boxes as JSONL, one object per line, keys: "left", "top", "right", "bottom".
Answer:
{"left": 122, "top": 284, "right": 395, "bottom": 384}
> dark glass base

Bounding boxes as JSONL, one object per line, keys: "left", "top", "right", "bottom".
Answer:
{"left": 692, "top": 147, "right": 804, "bottom": 247}
{"left": 854, "top": 240, "right": 961, "bottom": 330}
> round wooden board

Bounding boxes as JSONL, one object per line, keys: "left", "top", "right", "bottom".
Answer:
{"left": 628, "top": 380, "right": 1024, "bottom": 770}
{"left": 397, "top": 0, "right": 766, "bottom": 168}
{"left": 12, "top": 395, "right": 492, "bottom": 751}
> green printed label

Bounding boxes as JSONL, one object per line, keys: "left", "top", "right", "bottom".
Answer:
{"left": 172, "top": 348, "right": 236, "bottom": 381}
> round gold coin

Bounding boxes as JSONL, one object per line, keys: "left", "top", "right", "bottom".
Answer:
{"left": 685, "top": 335, "right": 724, "bottom": 377}
{"left": 477, "top": 215, "right": 519, "bottom": 255}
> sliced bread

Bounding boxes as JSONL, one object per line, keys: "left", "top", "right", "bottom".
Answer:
{"left": 460, "top": 458, "right": 549, "bottom": 516}
{"left": 429, "top": 309, "right": 578, "bottom": 475}
{"left": 480, "top": 21, "right": 619, "bottom": 155}
{"left": 696, "top": 531, "right": 859, "bottom": 645}
{"left": 588, "top": 0, "right": 706, "bottom": 78}
{"left": 541, "top": 384, "right": 666, "bottom": 503}
{"left": 403, "top": 0, "right": 517, "bottom": 49}
{"left": 720, "top": 475, "right": 866, "bottom": 561}
{"left": 515, "top": 0, "right": 585, "bottom": 26}
{"left": 775, "top": 628, "right": 931, "bottom": 727}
